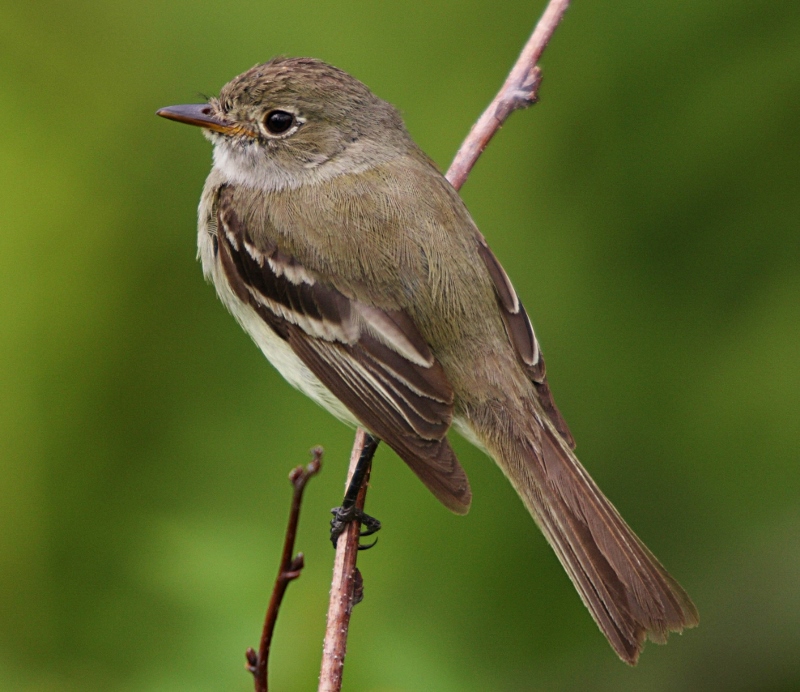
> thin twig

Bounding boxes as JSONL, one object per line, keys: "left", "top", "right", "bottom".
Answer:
{"left": 319, "top": 428, "right": 373, "bottom": 692}
{"left": 319, "top": 0, "right": 572, "bottom": 688}
{"left": 247, "top": 448, "right": 322, "bottom": 692}
{"left": 447, "top": 0, "right": 571, "bottom": 191}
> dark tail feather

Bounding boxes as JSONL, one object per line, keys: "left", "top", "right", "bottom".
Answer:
{"left": 472, "top": 402, "right": 698, "bottom": 664}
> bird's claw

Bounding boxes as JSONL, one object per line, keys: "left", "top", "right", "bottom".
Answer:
{"left": 330, "top": 505, "right": 381, "bottom": 548}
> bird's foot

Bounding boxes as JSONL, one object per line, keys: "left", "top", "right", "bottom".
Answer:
{"left": 330, "top": 506, "right": 381, "bottom": 549}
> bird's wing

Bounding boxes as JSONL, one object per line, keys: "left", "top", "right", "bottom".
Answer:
{"left": 476, "top": 237, "right": 576, "bottom": 448}
{"left": 214, "top": 185, "right": 471, "bottom": 513}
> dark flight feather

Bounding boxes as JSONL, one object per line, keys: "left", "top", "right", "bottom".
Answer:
{"left": 477, "top": 237, "right": 575, "bottom": 448}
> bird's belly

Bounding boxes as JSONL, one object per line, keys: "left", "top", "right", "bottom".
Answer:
{"left": 242, "top": 309, "right": 360, "bottom": 428}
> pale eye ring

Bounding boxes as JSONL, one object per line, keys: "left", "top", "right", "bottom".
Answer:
{"left": 263, "top": 110, "right": 295, "bottom": 135}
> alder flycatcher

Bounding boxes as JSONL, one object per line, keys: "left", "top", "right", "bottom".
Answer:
{"left": 158, "top": 57, "right": 697, "bottom": 664}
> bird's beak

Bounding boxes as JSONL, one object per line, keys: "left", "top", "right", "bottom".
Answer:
{"left": 156, "top": 104, "right": 252, "bottom": 136}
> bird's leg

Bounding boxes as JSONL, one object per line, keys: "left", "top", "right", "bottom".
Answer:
{"left": 330, "top": 433, "right": 381, "bottom": 548}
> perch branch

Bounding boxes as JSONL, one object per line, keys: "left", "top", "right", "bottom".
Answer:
{"left": 319, "top": 428, "right": 373, "bottom": 692}
{"left": 319, "top": 0, "right": 572, "bottom": 688}
{"left": 247, "top": 448, "right": 322, "bottom": 692}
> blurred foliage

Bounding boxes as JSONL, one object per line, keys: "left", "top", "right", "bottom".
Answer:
{"left": 1, "top": 1, "right": 799, "bottom": 690}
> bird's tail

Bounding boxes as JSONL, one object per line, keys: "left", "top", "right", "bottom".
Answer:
{"left": 468, "top": 400, "right": 698, "bottom": 664}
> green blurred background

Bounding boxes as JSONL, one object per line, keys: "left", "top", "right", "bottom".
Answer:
{"left": 2, "top": 1, "right": 799, "bottom": 689}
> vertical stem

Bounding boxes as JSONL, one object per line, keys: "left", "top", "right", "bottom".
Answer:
{"left": 318, "top": 428, "right": 373, "bottom": 692}
{"left": 248, "top": 452, "right": 321, "bottom": 692}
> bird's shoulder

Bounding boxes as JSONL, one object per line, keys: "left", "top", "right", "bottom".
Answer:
{"left": 207, "top": 154, "right": 484, "bottom": 307}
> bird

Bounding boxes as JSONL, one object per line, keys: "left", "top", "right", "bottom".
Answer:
{"left": 157, "top": 56, "right": 698, "bottom": 664}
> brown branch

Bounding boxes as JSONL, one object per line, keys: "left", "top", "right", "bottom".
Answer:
{"left": 247, "top": 448, "right": 322, "bottom": 692}
{"left": 447, "top": 0, "right": 571, "bottom": 191}
{"left": 319, "top": 0, "right": 572, "bottom": 688}
{"left": 318, "top": 428, "right": 373, "bottom": 692}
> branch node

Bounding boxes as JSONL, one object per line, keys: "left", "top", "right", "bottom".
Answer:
{"left": 245, "top": 648, "right": 258, "bottom": 675}
{"left": 352, "top": 568, "right": 364, "bottom": 607}
{"left": 516, "top": 65, "right": 543, "bottom": 107}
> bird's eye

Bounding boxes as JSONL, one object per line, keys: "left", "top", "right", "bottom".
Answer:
{"left": 264, "top": 110, "right": 295, "bottom": 135}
